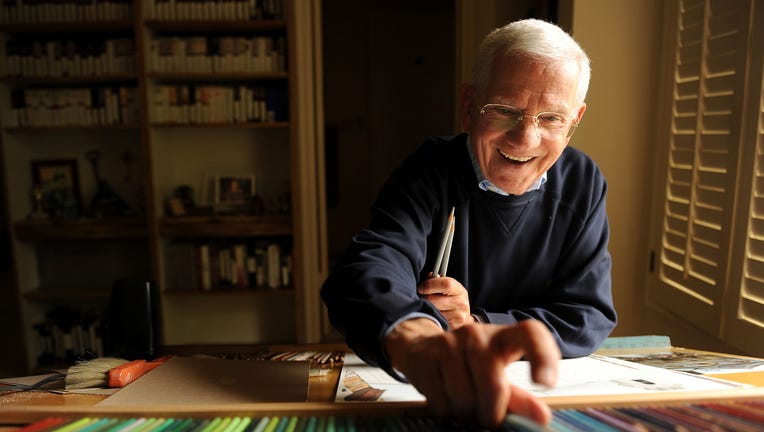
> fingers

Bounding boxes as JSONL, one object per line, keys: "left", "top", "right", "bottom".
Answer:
{"left": 440, "top": 330, "right": 478, "bottom": 418}
{"left": 468, "top": 322, "right": 559, "bottom": 426}
{"left": 491, "top": 320, "right": 560, "bottom": 387}
{"left": 463, "top": 326, "right": 511, "bottom": 426}
{"left": 506, "top": 384, "right": 553, "bottom": 425}
{"left": 418, "top": 276, "right": 463, "bottom": 296}
{"left": 388, "top": 320, "right": 558, "bottom": 429}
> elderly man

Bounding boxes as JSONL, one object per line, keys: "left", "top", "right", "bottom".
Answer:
{"left": 321, "top": 19, "right": 617, "bottom": 427}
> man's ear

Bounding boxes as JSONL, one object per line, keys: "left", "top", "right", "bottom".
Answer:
{"left": 564, "top": 102, "right": 587, "bottom": 144}
{"left": 460, "top": 84, "right": 475, "bottom": 132}
{"left": 575, "top": 102, "right": 587, "bottom": 123}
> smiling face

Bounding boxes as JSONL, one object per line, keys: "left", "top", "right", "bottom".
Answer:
{"left": 461, "top": 54, "right": 586, "bottom": 195}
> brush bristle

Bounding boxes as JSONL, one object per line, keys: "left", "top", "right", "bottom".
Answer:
{"left": 65, "top": 357, "right": 129, "bottom": 389}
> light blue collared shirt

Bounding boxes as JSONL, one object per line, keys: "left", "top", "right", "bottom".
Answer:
{"left": 466, "top": 137, "right": 546, "bottom": 195}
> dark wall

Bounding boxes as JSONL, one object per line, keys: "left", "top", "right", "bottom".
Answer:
{"left": 322, "top": 0, "right": 456, "bottom": 265}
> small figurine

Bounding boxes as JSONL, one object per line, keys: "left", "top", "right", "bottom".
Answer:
{"left": 28, "top": 184, "right": 49, "bottom": 220}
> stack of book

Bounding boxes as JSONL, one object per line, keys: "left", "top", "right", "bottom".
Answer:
{"left": 0, "top": 0, "right": 132, "bottom": 24}
{"left": 147, "top": 35, "right": 286, "bottom": 74}
{"left": 3, "top": 38, "right": 135, "bottom": 78}
{"left": 152, "top": 84, "right": 286, "bottom": 124}
{"left": 145, "top": 0, "right": 283, "bottom": 21}
{"left": 33, "top": 306, "right": 105, "bottom": 367}
{"left": 164, "top": 240, "right": 292, "bottom": 292}
{"left": 6, "top": 86, "right": 138, "bottom": 127}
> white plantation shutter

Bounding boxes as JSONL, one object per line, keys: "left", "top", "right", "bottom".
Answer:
{"left": 725, "top": 10, "right": 764, "bottom": 352}
{"left": 649, "top": 0, "right": 764, "bottom": 351}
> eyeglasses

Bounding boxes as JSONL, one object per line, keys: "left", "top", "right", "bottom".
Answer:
{"left": 478, "top": 103, "right": 579, "bottom": 139}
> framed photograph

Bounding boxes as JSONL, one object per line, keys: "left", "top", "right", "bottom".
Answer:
{"left": 31, "top": 159, "right": 81, "bottom": 218}
{"left": 214, "top": 174, "right": 255, "bottom": 208}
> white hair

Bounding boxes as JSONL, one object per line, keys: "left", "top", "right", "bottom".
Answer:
{"left": 472, "top": 19, "right": 591, "bottom": 106}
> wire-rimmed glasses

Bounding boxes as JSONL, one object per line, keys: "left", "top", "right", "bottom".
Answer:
{"left": 478, "top": 103, "right": 579, "bottom": 139}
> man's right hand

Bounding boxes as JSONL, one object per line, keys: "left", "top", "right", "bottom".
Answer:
{"left": 384, "top": 318, "right": 560, "bottom": 428}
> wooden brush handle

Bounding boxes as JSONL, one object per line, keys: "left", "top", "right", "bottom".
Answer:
{"left": 108, "top": 356, "right": 172, "bottom": 387}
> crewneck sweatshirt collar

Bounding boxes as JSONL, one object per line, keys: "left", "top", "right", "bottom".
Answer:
{"left": 465, "top": 136, "right": 547, "bottom": 196}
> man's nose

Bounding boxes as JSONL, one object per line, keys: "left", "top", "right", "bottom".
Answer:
{"left": 506, "top": 115, "right": 542, "bottom": 142}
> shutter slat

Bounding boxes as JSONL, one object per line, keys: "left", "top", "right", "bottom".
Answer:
{"left": 664, "top": 229, "right": 688, "bottom": 251}
{"left": 695, "top": 187, "right": 725, "bottom": 209}
{"left": 692, "top": 220, "right": 721, "bottom": 244}
{"left": 694, "top": 204, "right": 723, "bottom": 226}
{"left": 676, "top": 79, "right": 700, "bottom": 96}
{"left": 690, "top": 256, "right": 718, "bottom": 283}
{"left": 699, "top": 133, "right": 730, "bottom": 152}
{"left": 669, "top": 182, "right": 691, "bottom": 199}
{"left": 663, "top": 248, "right": 685, "bottom": 267}
{"left": 704, "top": 93, "right": 735, "bottom": 112}
{"left": 748, "top": 237, "right": 764, "bottom": 258}
{"left": 670, "top": 166, "right": 693, "bottom": 183}
{"left": 696, "top": 170, "right": 726, "bottom": 190}
{"left": 697, "top": 150, "right": 729, "bottom": 172}
{"left": 707, "top": 8, "right": 740, "bottom": 36}
{"left": 675, "top": 98, "right": 699, "bottom": 113}
{"left": 742, "top": 275, "right": 764, "bottom": 302}
{"left": 739, "top": 297, "right": 764, "bottom": 327}
{"left": 668, "top": 199, "right": 690, "bottom": 216}
{"left": 691, "top": 239, "right": 720, "bottom": 263}
{"left": 749, "top": 216, "right": 764, "bottom": 237}
{"left": 705, "top": 73, "right": 736, "bottom": 93}
{"left": 682, "top": 2, "right": 705, "bottom": 24}
{"left": 662, "top": 266, "right": 715, "bottom": 302}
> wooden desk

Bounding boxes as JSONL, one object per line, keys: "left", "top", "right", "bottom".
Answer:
{"left": 3, "top": 344, "right": 764, "bottom": 431}
{"left": 0, "top": 365, "right": 342, "bottom": 406}
{"left": 0, "top": 365, "right": 348, "bottom": 431}
{"left": 0, "top": 343, "right": 354, "bottom": 430}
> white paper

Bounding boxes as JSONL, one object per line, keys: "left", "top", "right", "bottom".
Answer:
{"left": 335, "top": 353, "right": 425, "bottom": 402}
{"left": 335, "top": 353, "right": 746, "bottom": 403}
{"left": 505, "top": 355, "right": 746, "bottom": 397}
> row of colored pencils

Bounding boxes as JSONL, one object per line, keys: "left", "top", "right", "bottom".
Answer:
{"left": 215, "top": 351, "right": 345, "bottom": 365}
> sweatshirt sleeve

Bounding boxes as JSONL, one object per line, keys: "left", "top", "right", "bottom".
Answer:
{"left": 320, "top": 139, "right": 453, "bottom": 375}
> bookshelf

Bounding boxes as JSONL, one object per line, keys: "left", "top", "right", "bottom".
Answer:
{"left": 0, "top": 0, "right": 328, "bottom": 373}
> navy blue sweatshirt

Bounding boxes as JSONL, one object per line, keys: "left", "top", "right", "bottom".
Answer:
{"left": 321, "top": 133, "right": 617, "bottom": 374}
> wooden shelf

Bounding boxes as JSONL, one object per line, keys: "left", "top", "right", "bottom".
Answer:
{"left": 24, "top": 288, "right": 111, "bottom": 302}
{"left": 3, "top": 124, "right": 141, "bottom": 133}
{"left": 14, "top": 218, "right": 148, "bottom": 241}
{"left": 159, "top": 215, "right": 292, "bottom": 238}
{"left": 164, "top": 287, "right": 294, "bottom": 296}
{"left": 147, "top": 72, "right": 288, "bottom": 81}
{"left": 0, "top": 21, "right": 134, "bottom": 34}
{"left": 1, "top": 74, "right": 139, "bottom": 85}
{"left": 151, "top": 121, "right": 289, "bottom": 129}
{"left": 144, "top": 19, "right": 286, "bottom": 32}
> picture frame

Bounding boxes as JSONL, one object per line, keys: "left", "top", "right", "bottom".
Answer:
{"left": 213, "top": 174, "right": 255, "bottom": 212}
{"left": 31, "top": 159, "right": 82, "bottom": 218}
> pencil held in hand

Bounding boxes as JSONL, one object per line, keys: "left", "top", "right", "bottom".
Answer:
{"left": 432, "top": 207, "right": 455, "bottom": 277}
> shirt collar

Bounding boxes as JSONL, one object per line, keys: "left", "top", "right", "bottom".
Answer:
{"left": 466, "top": 136, "right": 546, "bottom": 196}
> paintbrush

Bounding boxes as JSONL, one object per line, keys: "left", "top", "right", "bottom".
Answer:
{"left": 64, "top": 356, "right": 171, "bottom": 389}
